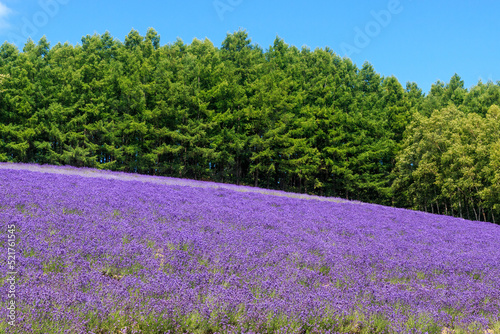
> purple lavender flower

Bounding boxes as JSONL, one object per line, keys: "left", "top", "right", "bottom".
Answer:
{"left": 0, "top": 162, "right": 499, "bottom": 333}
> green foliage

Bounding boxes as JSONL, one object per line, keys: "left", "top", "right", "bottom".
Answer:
{"left": 0, "top": 31, "right": 498, "bottom": 222}
{"left": 392, "top": 104, "right": 500, "bottom": 222}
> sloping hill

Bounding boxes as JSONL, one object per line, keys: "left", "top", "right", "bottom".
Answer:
{"left": 0, "top": 163, "right": 499, "bottom": 333}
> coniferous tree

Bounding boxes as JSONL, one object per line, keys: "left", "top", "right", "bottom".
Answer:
{"left": 0, "top": 30, "right": 498, "bottom": 223}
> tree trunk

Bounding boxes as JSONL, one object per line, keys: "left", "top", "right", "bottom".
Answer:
{"left": 236, "top": 157, "right": 240, "bottom": 185}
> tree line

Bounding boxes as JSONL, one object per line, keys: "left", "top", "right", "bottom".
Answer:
{"left": 0, "top": 29, "right": 498, "bottom": 223}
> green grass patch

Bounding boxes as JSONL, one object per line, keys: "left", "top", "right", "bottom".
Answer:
{"left": 62, "top": 207, "right": 83, "bottom": 215}
{"left": 43, "top": 257, "right": 65, "bottom": 274}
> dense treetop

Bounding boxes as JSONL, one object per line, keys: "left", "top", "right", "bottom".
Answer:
{"left": 0, "top": 28, "right": 498, "bottom": 223}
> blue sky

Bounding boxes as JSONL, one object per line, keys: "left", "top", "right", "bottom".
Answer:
{"left": 0, "top": 0, "right": 499, "bottom": 93}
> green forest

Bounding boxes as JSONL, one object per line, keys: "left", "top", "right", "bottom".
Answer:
{"left": 0, "top": 29, "right": 499, "bottom": 223}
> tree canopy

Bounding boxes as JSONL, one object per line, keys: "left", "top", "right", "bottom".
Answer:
{"left": 1, "top": 29, "right": 499, "bottom": 223}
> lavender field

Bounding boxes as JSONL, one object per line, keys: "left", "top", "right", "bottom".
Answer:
{"left": 0, "top": 164, "right": 499, "bottom": 334}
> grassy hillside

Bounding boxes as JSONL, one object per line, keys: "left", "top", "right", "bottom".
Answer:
{"left": 0, "top": 163, "right": 499, "bottom": 333}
